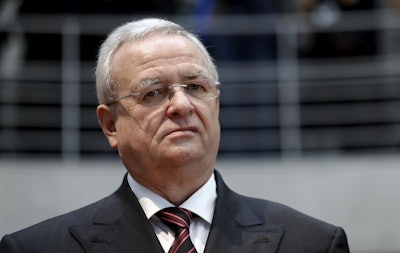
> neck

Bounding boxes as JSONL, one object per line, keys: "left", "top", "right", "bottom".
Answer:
{"left": 130, "top": 166, "right": 214, "bottom": 206}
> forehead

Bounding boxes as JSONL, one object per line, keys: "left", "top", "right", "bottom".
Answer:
{"left": 111, "top": 34, "right": 213, "bottom": 88}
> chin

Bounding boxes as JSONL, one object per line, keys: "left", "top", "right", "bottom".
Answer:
{"left": 162, "top": 147, "right": 202, "bottom": 163}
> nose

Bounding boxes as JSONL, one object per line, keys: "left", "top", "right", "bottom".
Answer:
{"left": 167, "top": 84, "right": 187, "bottom": 100}
{"left": 166, "top": 86, "right": 194, "bottom": 117}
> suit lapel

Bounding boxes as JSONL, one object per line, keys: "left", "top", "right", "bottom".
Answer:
{"left": 68, "top": 171, "right": 285, "bottom": 253}
{"left": 204, "top": 171, "right": 284, "bottom": 253}
{"left": 69, "top": 176, "right": 164, "bottom": 253}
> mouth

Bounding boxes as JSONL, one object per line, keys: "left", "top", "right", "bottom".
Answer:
{"left": 166, "top": 126, "right": 198, "bottom": 137}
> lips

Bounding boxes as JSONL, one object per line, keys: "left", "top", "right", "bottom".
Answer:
{"left": 166, "top": 126, "right": 198, "bottom": 137}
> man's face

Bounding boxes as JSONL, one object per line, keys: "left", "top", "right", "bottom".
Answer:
{"left": 100, "top": 34, "right": 220, "bottom": 183}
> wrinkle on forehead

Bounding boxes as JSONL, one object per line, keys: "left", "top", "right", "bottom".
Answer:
{"left": 112, "top": 34, "right": 214, "bottom": 93}
{"left": 131, "top": 65, "right": 213, "bottom": 92}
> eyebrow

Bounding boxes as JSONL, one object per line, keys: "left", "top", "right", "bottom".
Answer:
{"left": 184, "top": 71, "right": 211, "bottom": 80}
{"left": 183, "top": 71, "right": 206, "bottom": 78}
{"left": 134, "top": 71, "right": 212, "bottom": 91}
{"left": 135, "top": 78, "right": 161, "bottom": 91}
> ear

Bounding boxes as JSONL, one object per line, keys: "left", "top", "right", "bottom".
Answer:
{"left": 96, "top": 104, "right": 118, "bottom": 149}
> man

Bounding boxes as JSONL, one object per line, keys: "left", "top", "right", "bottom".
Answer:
{"left": 0, "top": 18, "right": 349, "bottom": 253}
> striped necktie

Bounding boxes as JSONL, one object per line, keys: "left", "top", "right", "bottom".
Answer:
{"left": 157, "top": 207, "right": 197, "bottom": 253}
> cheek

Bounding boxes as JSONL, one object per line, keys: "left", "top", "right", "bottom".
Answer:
{"left": 116, "top": 109, "right": 165, "bottom": 145}
{"left": 115, "top": 119, "right": 138, "bottom": 147}
{"left": 135, "top": 109, "right": 165, "bottom": 135}
{"left": 198, "top": 103, "right": 220, "bottom": 134}
{"left": 210, "top": 104, "right": 221, "bottom": 140}
{"left": 115, "top": 119, "right": 151, "bottom": 165}
{"left": 209, "top": 100, "right": 220, "bottom": 122}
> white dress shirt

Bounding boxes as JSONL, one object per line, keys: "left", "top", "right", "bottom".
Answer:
{"left": 127, "top": 173, "right": 217, "bottom": 253}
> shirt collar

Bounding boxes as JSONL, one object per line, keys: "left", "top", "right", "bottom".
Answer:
{"left": 127, "top": 172, "right": 216, "bottom": 224}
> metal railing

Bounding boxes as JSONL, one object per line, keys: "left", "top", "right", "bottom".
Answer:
{"left": 1, "top": 9, "right": 399, "bottom": 159}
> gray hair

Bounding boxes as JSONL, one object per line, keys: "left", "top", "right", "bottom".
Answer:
{"left": 95, "top": 17, "right": 218, "bottom": 104}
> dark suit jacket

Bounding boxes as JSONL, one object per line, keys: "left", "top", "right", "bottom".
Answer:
{"left": 0, "top": 171, "right": 349, "bottom": 253}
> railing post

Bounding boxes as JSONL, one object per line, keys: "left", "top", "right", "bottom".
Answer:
{"left": 61, "top": 17, "right": 81, "bottom": 163}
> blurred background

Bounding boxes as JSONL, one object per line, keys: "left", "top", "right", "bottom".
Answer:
{"left": 0, "top": 0, "right": 399, "bottom": 252}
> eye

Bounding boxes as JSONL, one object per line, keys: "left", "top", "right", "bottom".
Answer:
{"left": 187, "top": 83, "right": 203, "bottom": 91}
{"left": 141, "top": 84, "right": 165, "bottom": 98}
{"left": 145, "top": 89, "right": 162, "bottom": 97}
{"left": 137, "top": 85, "right": 167, "bottom": 106}
{"left": 185, "top": 80, "right": 209, "bottom": 92}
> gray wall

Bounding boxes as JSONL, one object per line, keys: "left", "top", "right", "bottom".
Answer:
{"left": 1, "top": 155, "right": 399, "bottom": 253}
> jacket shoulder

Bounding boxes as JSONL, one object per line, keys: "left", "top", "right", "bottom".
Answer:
{"left": 0, "top": 177, "right": 131, "bottom": 253}
{"left": 215, "top": 171, "right": 349, "bottom": 252}
{"left": 231, "top": 189, "right": 341, "bottom": 235}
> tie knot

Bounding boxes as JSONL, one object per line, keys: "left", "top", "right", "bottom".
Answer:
{"left": 157, "top": 207, "right": 194, "bottom": 231}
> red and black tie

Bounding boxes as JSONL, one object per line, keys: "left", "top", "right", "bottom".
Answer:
{"left": 157, "top": 207, "right": 198, "bottom": 253}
